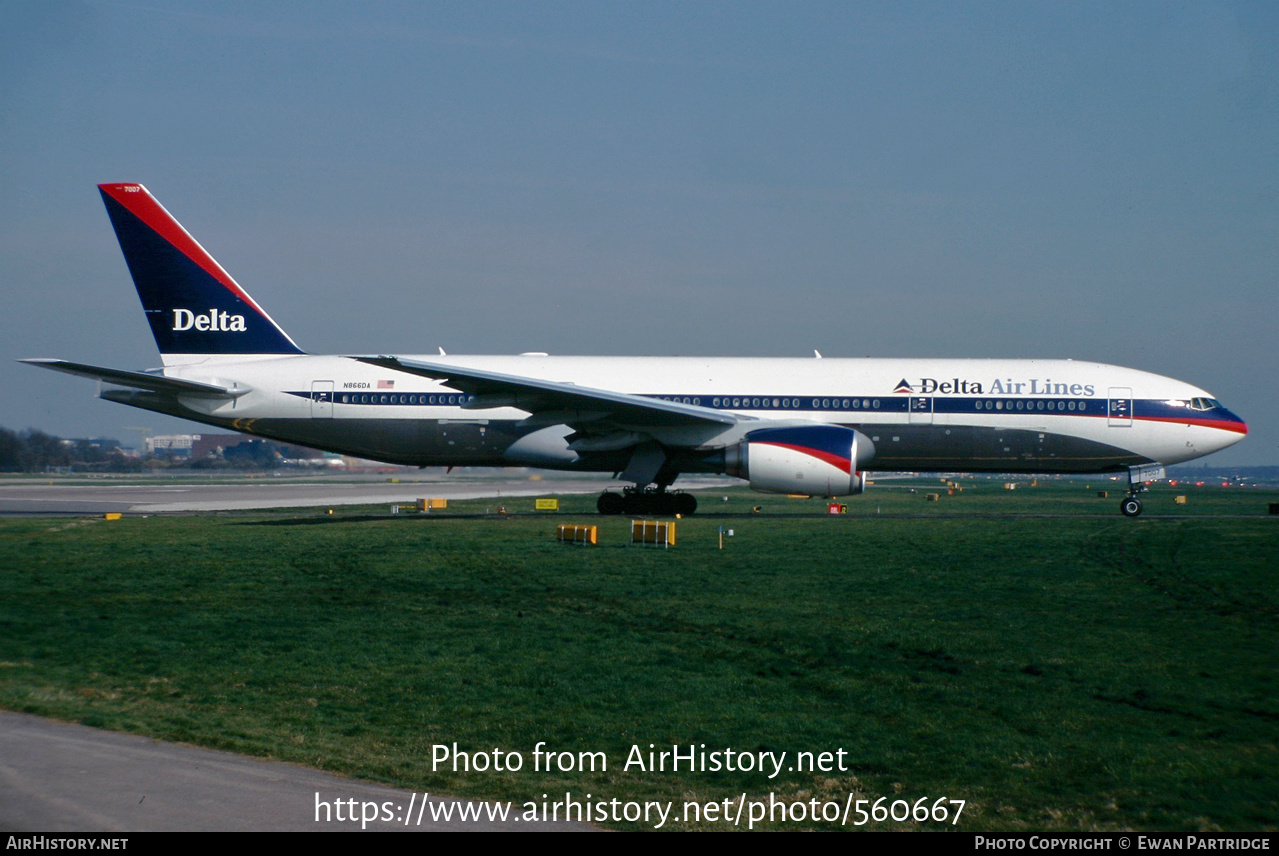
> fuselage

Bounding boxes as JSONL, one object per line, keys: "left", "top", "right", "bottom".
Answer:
{"left": 114, "top": 353, "right": 1246, "bottom": 476}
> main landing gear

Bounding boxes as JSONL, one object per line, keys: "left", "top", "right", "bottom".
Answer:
{"left": 597, "top": 486, "right": 697, "bottom": 516}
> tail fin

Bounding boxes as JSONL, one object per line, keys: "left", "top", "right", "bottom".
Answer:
{"left": 98, "top": 183, "right": 303, "bottom": 357}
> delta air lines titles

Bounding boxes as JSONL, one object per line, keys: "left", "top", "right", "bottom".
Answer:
{"left": 898, "top": 377, "right": 1098, "bottom": 396}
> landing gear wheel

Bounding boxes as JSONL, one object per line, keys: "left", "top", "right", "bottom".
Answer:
{"left": 673, "top": 492, "right": 697, "bottom": 516}
{"left": 598, "top": 487, "right": 696, "bottom": 516}
{"left": 622, "top": 491, "right": 652, "bottom": 516}
{"left": 1120, "top": 497, "right": 1143, "bottom": 517}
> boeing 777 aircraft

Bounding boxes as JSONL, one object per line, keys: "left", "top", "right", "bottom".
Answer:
{"left": 22, "top": 184, "right": 1247, "bottom": 516}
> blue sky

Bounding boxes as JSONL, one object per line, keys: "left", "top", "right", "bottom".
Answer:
{"left": 2, "top": 1, "right": 1274, "bottom": 465}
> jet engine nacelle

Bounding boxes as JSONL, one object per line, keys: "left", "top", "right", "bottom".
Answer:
{"left": 722, "top": 425, "right": 875, "bottom": 496}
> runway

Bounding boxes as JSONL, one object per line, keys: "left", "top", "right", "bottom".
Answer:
{"left": 0, "top": 472, "right": 645, "bottom": 515}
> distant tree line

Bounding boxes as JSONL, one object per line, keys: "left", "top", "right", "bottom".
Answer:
{"left": 0, "top": 428, "right": 143, "bottom": 473}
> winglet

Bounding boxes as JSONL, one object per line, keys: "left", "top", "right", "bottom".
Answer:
{"left": 98, "top": 183, "right": 303, "bottom": 356}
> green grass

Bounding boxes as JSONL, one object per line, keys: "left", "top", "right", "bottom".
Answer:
{"left": 1, "top": 482, "right": 1276, "bottom": 830}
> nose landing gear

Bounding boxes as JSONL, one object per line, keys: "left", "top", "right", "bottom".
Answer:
{"left": 1118, "top": 464, "right": 1165, "bottom": 517}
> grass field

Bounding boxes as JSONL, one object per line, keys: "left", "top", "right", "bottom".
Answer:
{"left": 2, "top": 480, "right": 1276, "bottom": 830}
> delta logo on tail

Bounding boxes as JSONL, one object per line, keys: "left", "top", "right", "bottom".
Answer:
{"left": 173, "top": 309, "right": 247, "bottom": 332}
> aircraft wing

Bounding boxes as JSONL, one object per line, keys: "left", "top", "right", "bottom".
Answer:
{"left": 20, "top": 359, "right": 244, "bottom": 398}
{"left": 355, "top": 355, "right": 742, "bottom": 430}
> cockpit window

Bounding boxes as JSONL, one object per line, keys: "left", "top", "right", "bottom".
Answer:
{"left": 1189, "top": 398, "right": 1219, "bottom": 411}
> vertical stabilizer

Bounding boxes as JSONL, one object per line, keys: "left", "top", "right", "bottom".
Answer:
{"left": 98, "top": 183, "right": 303, "bottom": 356}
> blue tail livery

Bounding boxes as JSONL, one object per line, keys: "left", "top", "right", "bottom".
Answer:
{"left": 98, "top": 183, "right": 303, "bottom": 356}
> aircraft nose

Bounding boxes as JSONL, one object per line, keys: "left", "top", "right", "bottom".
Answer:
{"left": 1208, "top": 406, "right": 1247, "bottom": 451}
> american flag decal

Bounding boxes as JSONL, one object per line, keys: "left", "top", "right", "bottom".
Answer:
{"left": 378, "top": 380, "right": 395, "bottom": 389}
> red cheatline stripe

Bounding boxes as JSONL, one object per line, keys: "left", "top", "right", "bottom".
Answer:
{"left": 1135, "top": 415, "right": 1248, "bottom": 435}
{"left": 757, "top": 442, "right": 852, "bottom": 473}
{"left": 98, "top": 183, "right": 269, "bottom": 317}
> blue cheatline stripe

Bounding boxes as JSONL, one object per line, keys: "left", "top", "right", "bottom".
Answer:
{"left": 640, "top": 394, "right": 1106, "bottom": 414}
{"left": 287, "top": 391, "right": 472, "bottom": 406}
{"left": 643, "top": 393, "right": 903, "bottom": 412}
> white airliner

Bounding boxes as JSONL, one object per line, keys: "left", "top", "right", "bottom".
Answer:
{"left": 22, "top": 184, "right": 1247, "bottom": 516}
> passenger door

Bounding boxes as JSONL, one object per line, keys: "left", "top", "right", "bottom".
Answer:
{"left": 1107, "top": 388, "right": 1132, "bottom": 427}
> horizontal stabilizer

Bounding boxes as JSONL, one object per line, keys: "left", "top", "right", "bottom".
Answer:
{"left": 19, "top": 359, "right": 245, "bottom": 397}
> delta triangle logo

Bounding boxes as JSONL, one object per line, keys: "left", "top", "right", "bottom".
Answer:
{"left": 893, "top": 378, "right": 913, "bottom": 394}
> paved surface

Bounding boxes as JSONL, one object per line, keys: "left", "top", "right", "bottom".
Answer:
{"left": 0, "top": 474, "right": 629, "bottom": 515}
{"left": 0, "top": 711, "right": 593, "bottom": 832}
